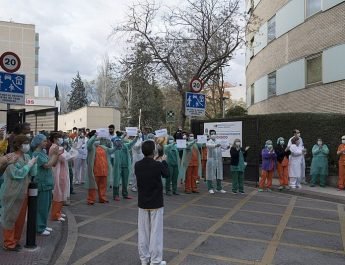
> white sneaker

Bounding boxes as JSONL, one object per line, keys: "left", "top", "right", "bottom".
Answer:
{"left": 150, "top": 262, "right": 166, "bottom": 265}
{"left": 45, "top": 227, "right": 53, "bottom": 232}
{"left": 217, "top": 189, "right": 227, "bottom": 194}
{"left": 131, "top": 187, "right": 137, "bottom": 192}
{"left": 40, "top": 230, "right": 50, "bottom": 236}
{"left": 61, "top": 213, "right": 66, "bottom": 218}
{"left": 58, "top": 217, "right": 65, "bottom": 222}
{"left": 208, "top": 189, "right": 215, "bottom": 194}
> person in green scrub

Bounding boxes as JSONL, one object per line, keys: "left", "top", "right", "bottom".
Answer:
{"left": 31, "top": 134, "right": 60, "bottom": 236}
{"left": 310, "top": 138, "right": 329, "bottom": 187}
{"left": 230, "top": 139, "right": 249, "bottom": 194}
{"left": 164, "top": 136, "right": 180, "bottom": 195}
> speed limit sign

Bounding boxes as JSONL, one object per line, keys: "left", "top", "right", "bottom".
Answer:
{"left": 190, "top": 77, "right": 203, "bottom": 93}
{"left": 0, "top": 52, "right": 21, "bottom": 73}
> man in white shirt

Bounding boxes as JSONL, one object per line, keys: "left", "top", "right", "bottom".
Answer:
{"left": 287, "top": 129, "right": 306, "bottom": 184}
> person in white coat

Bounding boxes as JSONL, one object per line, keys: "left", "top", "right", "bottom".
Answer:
{"left": 288, "top": 137, "right": 306, "bottom": 189}
{"left": 206, "top": 131, "right": 228, "bottom": 194}
{"left": 131, "top": 132, "right": 144, "bottom": 192}
{"left": 287, "top": 129, "right": 306, "bottom": 184}
{"left": 73, "top": 135, "right": 87, "bottom": 184}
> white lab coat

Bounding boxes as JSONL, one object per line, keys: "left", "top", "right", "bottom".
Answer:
{"left": 131, "top": 138, "right": 144, "bottom": 188}
{"left": 288, "top": 144, "right": 304, "bottom": 188}
{"left": 206, "top": 139, "right": 224, "bottom": 181}
{"left": 74, "top": 137, "right": 87, "bottom": 183}
{"left": 288, "top": 136, "right": 306, "bottom": 182}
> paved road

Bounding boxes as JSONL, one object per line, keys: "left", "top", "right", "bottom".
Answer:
{"left": 56, "top": 182, "right": 345, "bottom": 265}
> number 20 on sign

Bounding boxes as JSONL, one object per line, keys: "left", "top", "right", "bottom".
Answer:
{"left": 190, "top": 77, "right": 203, "bottom": 93}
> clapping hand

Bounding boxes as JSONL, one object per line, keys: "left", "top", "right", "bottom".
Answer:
{"left": 245, "top": 146, "right": 250, "bottom": 151}
{"left": 28, "top": 157, "right": 37, "bottom": 167}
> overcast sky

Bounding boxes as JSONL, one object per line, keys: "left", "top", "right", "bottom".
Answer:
{"left": 0, "top": 0, "right": 245, "bottom": 90}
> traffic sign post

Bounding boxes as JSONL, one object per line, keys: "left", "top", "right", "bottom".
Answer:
{"left": 166, "top": 110, "right": 175, "bottom": 122}
{"left": 0, "top": 52, "right": 21, "bottom": 73}
{"left": 185, "top": 92, "right": 206, "bottom": 117}
{"left": 190, "top": 77, "right": 203, "bottom": 93}
{"left": 0, "top": 72, "right": 25, "bottom": 105}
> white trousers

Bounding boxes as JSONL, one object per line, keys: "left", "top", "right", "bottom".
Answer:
{"left": 289, "top": 176, "right": 301, "bottom": 188}
{"left": 74, "top": 158, "right": 86, "bottom": 183}
{"left": 138, "top": 207, "right": 164, "bottom": 265}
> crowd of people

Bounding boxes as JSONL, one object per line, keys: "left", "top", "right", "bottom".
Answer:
{"left": 0, "top": 123, "right": 345, "bottom": 261}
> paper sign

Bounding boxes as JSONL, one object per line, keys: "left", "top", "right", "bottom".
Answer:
{"left": 96, "top": 128, "right": 109, "bottom": 138}
{"left": 197, "top": 135, "right": 207, "bottom": 144}
{"left": 125, "top": 127, "right": 138, "bottom": 137}
{"left": 176, "top": 139, "right": 187, "bottom": 149}
{"left": 155, "top": 129, "right": 168, "bottom": 137}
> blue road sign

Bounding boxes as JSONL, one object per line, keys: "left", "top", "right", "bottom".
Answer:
{"left": 0, "top": 71, "right": 25, "bottom": 105}
{"left": 185, "top": 92, "right": 206, "bottom": 116}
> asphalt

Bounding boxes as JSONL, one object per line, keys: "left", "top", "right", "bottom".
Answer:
{"left": 1, "top": 179, "right": 345, "bottom": 265}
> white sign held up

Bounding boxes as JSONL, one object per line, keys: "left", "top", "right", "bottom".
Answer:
{"left": 176, "top": 139, "right": 187, "bottom": 149}
{"left": 96, "top": 128, "right": 109, "bottom": 138}
{"left": 155, "top": 129, "right": 168, "bottom": 137}
{"left": 197, "top": 135, "right": 207, "bottom": 144}
{"left": 126, "top": 127, "right": 138, "bottom": 137}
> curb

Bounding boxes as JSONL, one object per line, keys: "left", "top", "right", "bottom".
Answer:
{"left": 244, "top": 180, "right": 345, "bottom": 204}
{"left": 53, "top": 207, "right": 78, "bottom": 265}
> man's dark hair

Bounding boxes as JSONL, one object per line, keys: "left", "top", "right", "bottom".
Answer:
{"left": 108, "top": 124, "right": 115, "bottom": 129}
{"left": 88, "top": 130, "right": 97, "bottom": 139}
{"left": 73, "top": 127, "right": 78, "bottom": 131}
{"left": 293, "top": 129, "right": 300, "bottom": 134}
{"left": 142, "top": 141, "right": 155, "bottom": 157}
{"left": 209, "top": 130, "right": 216, "bottom": 135}
{"left": 116, "top": 131, "right": 122, "bottom": 137}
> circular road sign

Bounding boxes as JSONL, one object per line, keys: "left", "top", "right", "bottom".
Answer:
{"left": 190, "top": 77, "right": 203, "bottom": 93}
{"left": 0, "top": 52, "right": 21, "bottom": 73}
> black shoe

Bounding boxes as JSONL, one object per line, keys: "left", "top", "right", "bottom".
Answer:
{"left": 15, "top": 244, "right": 22, "bottom": 250}
{"left": 173, "top": 191, "right": 180, "bottom": 195}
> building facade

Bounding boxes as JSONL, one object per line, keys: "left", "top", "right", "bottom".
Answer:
{"left": 58, "top": 106, "right": 121, "bottom": 132}
{"left": 245, "top": 0, "right": 345, "bottom": 114}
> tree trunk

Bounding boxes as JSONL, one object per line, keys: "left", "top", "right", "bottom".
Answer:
{"left": 179, "top": 89, "right": 187, "bottom": 130}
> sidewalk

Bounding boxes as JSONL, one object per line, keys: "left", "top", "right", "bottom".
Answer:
{"left": 1, "top": 178, "right": 345, "bottom": 265}
{"left": 0, "top": 214, "right": 67, "bottom": 265}
{"left": 247, "top": 178, "right": 345, "bottom": 204}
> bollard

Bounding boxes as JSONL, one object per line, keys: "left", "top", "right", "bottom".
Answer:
{"left": 25, "top": 180, "right": 38, "bottom": 249}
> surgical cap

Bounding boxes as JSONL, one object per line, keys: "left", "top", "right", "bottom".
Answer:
{"left": 277, "top": 137, "right": 284, "bottom": 144}
{"left": 31, "top": 134, "right": 47, "bottom": 149}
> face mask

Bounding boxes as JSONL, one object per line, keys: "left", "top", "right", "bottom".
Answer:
{"left": 189, "top": 137, "right": 194, "bottom": 141}
{"left": 21, "top": 144, "right": 30, "bottom": 153}
{"left": 210, "top": 135, "right": 216, "bottom": 140}
{"left": 94, "top": 141, "right": 100, "bottom": 146}
{"left": 235, "top": 142, "right": 241, "bottom": 147}
{"left": 342, "top": 140, "right": 345, "bottom": 144}
{"left": 168, "top": 140, "right": 174, "bottom": 144}
{"left": 267, "top": 144, "right": 273, "bottom": 149}
{"left": 182, "top": 135, "right": 187, "bottom": 139}
{"left": 81, "top": 133, "right": 84, "bottom": 137}
{"left": 280, "top": 141, "right": 285, "bottom": 145}
{"left": 64, "top": 138, "right": 69, "bottom": 143}
{"left": 317, "top": 141, "right": 322, "bottom": 145}
{"left": 26, "top": 134, "right": 31, "bottom": 138}
{"left": 296, "top": 133, "right": 301, "bottom": 137}
{"left": 57, "top": 138, "right": 64, "bottom": 145}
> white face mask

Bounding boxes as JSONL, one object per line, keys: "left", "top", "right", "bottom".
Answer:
{"left": 182, "top": 135, "right": 187, "bottom": 140}
{"left": 267, "top": 144, "right": 273, "bottom": 149}
{"left": 168, "top": 140, "right": 174, "bottom": 144}
{"left": 210, "top": 135, "right": 216, "bottom": 140}
{"left": 235, "top": 142, "right": 241, "bottom": 147}
{"left": 21, "top": 144, "right": 30, "bottom": 153}
{"left": 280, "top": 140, "right": 284, "bottom": 145}
{"left": 189, "top": 136, "right": 194, "bottom": 141}
{"left": 342, "top": 139, "right": 345, "bottom": 144}
{"left": 57, "top": 138, "right": 64, "bottom": 145}
{"left": 26, "top": 133, "right": 31, "bottom": 138}
{"left": 317, "top": 141, "right": 322, "bottom": 145}
{"left": 296, "top": 133, "right": 301, "bottom": 137}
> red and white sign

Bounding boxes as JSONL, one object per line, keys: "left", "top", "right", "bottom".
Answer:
{"left": 0, "top": 52, "right": 21, "bottom": 73}
{"left": 190, "top": 77, "right": 203, "bottom": 93}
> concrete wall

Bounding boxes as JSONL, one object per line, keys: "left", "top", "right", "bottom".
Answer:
{"left": 58, "top": 106, "right": 121, "bottom": 132}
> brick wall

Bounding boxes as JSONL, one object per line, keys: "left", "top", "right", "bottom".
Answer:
{"left": 248, "top": 80, "right": 345, "bottom": 114}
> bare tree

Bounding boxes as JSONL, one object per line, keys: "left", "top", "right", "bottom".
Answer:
{"left": 95, "top": 54, "right": 118, "bottom": 106}
{"left": 57, "top": 82, "right": 70, "bottom": 114}
{"left": 113, "top": 0, "right": 246, "bottom": 128}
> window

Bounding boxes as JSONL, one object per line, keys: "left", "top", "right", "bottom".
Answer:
{"left": 250, "top": 37, "right": 255, "bottom": 58}
{"left": 250, "top": 84, "right": 255, "bottom": 105}
{"left": 267, "top": 16, "right": 276, "bottom": 43}
{"left": 306, "top": 54, "right": 322, "bottom": 85}
{"left": 268, "top": 71, "right": 276, "bottom": 97}
{"left": 306, "top": 0, "right": 321, "bottom": 18}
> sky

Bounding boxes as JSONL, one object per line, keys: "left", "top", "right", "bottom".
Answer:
{"left": 0, "top": 0, "right": 246, "bottom": 92}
